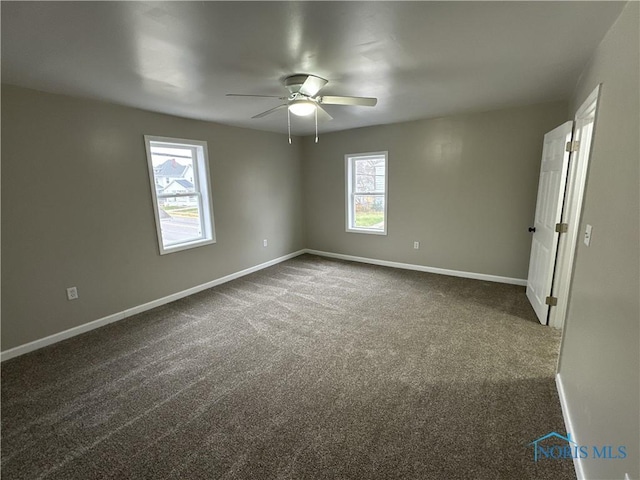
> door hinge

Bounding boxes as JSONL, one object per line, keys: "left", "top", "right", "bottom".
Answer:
{"left": 545, "top": 296, "right": 558, "bottom": 307}
{"left": 555, "top": 223, "right": 569, "bottom": 234}
{"left": 566, "top": 140, "right": 580, "bottom": 152}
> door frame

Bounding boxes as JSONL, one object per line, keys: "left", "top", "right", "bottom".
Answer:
{"left": 549, "top": 84, "right": 601, "bottom": 329}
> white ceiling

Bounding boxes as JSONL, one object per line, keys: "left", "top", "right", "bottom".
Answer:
{"left": 1, "top": 1, "right": 625, "bottom": 136}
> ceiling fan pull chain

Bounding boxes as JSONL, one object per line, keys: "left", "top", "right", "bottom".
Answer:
{"left": 287, "top": 108, "right": 292, "bottom": 145}
{"left": 315, "top": 107, "right": 319, "bottom": 143}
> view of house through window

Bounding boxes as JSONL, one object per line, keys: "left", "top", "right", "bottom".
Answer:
{"left": 346, "top": 152, "right": 388, "bottom": 234}
{"left": 144, "top": 136, "right": 215, "bottom": 254}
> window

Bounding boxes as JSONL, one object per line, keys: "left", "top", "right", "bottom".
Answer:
{"left": 345, "top": 151, "right": 388, "bottom": 235}
{"left": 144, "top": 135, "right": 215, "bottom": 254}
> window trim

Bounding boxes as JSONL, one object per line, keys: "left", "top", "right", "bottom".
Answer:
{"left": 345, "top": 151, "right": 388, "bottom": 235}
{"left": 144, "top": 135, "right": 216, "bottom": 255}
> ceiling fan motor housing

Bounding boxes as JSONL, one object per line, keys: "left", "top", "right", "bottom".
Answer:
{"left": 284, "top": 74, "right": 310, "bottom": 94}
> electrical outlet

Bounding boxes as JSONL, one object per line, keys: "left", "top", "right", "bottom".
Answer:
{"left": 413, "top": 241, "right": 420, "bottom": 250}
{"left": 584, "top": 224, "right": 592, "bottom": 246}
{"left": 263, "top": 239, "right": 268, "bottom": 247}
{"left": 66, "top": 286, "right": 78, "bottom": 301}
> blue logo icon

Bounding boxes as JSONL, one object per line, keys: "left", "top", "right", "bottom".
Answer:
{"left": 527, "top": 431, "right": 627, "bottom": 462}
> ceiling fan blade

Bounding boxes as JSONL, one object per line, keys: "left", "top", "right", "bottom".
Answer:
{"left": 299, "top": 75, "right": 328, "bottom": 97}
{"left": 316, "top": 105, "right": 333, "bottom": 121}
{"left": 251, "top": 104, "right": 287, "bottom": 119}
{"left": 319, "top": 95, "right": 377, "bottom": 107}
{"left": 226, "top": 94, "right": 286, "bottom": 99}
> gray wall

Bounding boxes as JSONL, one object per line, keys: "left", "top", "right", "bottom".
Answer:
{"left": 1, "top": 85, "right": 305, "bottom": 350}
{"left": 558, "top": 2, "right": 639, "bottom": 479}
{"left": 302, "top": 102, "right": 568, "bottom": 279}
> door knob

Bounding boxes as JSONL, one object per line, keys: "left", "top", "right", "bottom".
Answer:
{"left": 528, "top": 227, "right": 536, "bottom": 233}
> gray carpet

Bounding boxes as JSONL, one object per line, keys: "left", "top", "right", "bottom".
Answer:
{"left": 1, "top": 254, "right": 576, "bottom": 479}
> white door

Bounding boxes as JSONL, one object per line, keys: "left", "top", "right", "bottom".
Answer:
{"left": 526, "top": 121, "right": 574, "bottom": 324}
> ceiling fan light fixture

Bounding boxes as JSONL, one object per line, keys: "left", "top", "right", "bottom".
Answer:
{"left": 288, "top": 99, "right": 316, "bottom": 116}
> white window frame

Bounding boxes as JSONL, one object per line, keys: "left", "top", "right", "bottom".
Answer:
{"left": 345, "top": 151, "right": 388, "bottom": 235}
{"left": 144, "top": 135, "right": 216, "bottom": 255}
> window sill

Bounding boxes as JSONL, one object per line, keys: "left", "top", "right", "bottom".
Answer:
{"left": 346, "top": 228, "right": 387, "bottom": 236}
{"left": 159, "top": 237, "right": 216, "bottom": 255}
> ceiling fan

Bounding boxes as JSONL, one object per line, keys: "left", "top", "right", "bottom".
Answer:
{"left": 226, "top": 74, "right": 377, "bottom": 143}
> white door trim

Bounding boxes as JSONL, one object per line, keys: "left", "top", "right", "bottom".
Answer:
{"left": 550, "top": 84, "right": 601, "bottom": 329}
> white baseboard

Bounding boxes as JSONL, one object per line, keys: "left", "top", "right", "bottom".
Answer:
{"left": 304, "top": 249, "right": 527, "bottom": 286}
{"left": 1, "top": 248, "right": 525, "bottom": 362}
{"left": 0, "top": 250, "right": 306, "bottom": 362}
{"left": 556, "top": 373, "right": 586, "bottom": 480}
